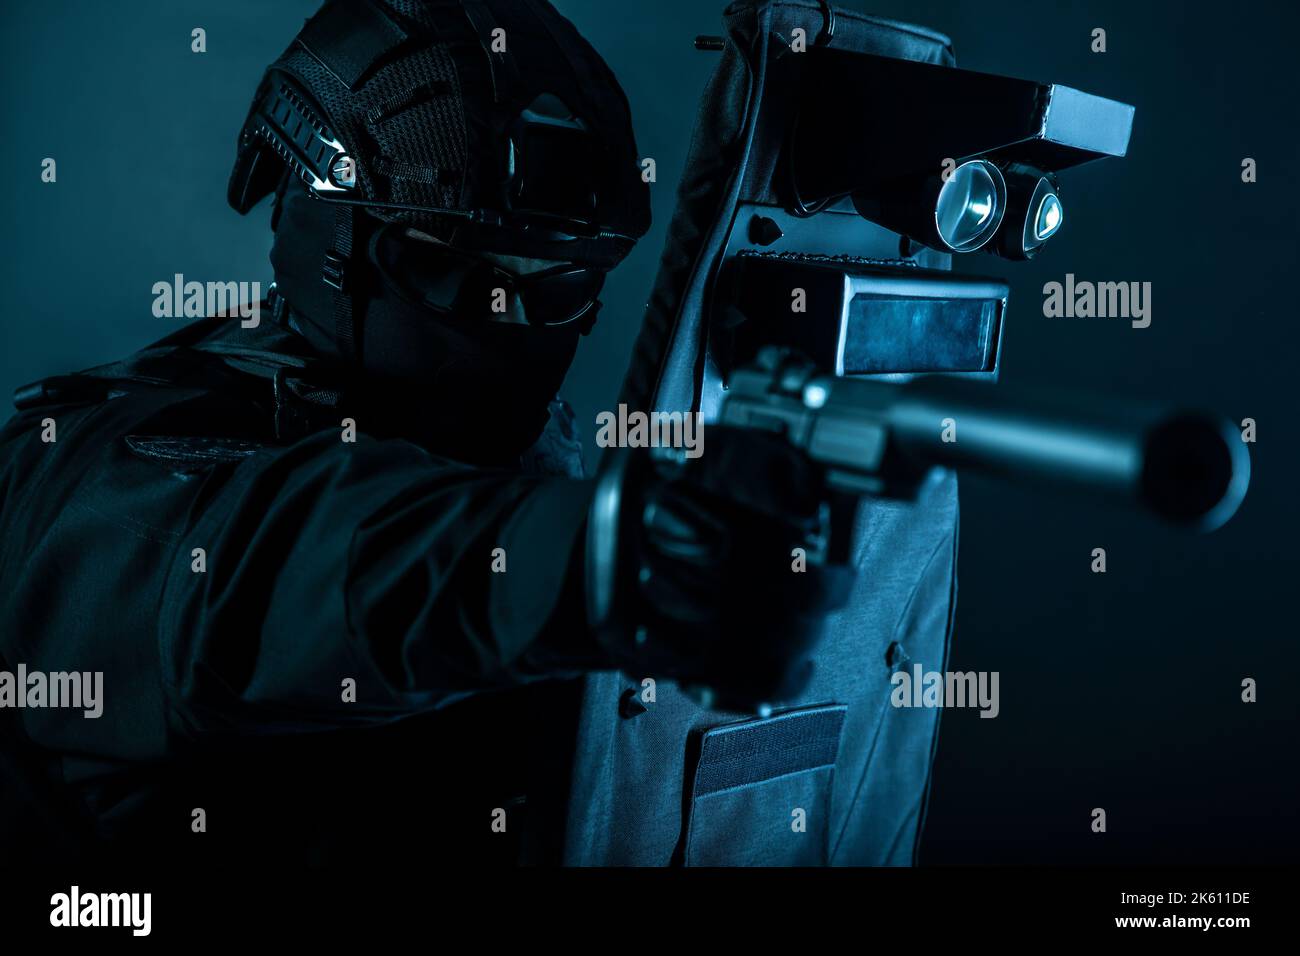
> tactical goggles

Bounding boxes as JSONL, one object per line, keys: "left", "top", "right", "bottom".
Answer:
{"left": 373, "top": 224, "right": 605, "bottom": 329}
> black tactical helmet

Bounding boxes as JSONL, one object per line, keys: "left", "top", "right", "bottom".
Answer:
{"left": 228, "top": 0, "right": 651, "bottom": 270}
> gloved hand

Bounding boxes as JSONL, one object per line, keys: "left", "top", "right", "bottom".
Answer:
{"left": 586, "top": 426, "right": 857, "bottom": 713}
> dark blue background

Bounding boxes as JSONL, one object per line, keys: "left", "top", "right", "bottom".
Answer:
{"left": 3, "top": 0, "right": 1295, "bottom": 862}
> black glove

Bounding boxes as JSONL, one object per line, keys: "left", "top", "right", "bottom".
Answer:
{"left": 586, "top": 426, "right": 856, "bottom": 713}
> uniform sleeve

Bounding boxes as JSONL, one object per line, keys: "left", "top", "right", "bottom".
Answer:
{"left": 157, "top": 430, "right": 601, "bottom": 736}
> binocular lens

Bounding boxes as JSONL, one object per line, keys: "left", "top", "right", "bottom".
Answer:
{"left": 934, "top": 161, "right": 1007, "bottom": 252}
{"left": 1035, "top": 192, "right": 1063, "bottom": 242}
{"left": 988, "top": 169, "right": 1063, "bottom": 259}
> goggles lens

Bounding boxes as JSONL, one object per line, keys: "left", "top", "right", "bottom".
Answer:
{"left": 374, "top": 227, "right": 605, "bottom": 327}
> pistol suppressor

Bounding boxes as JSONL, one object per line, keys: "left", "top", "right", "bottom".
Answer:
{"left": 719, "top": 361, "right": 1249, "bottom": 531}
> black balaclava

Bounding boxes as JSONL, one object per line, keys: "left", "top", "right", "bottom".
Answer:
{"left": 271, "top": 176, "right": 585, "bottom": 464}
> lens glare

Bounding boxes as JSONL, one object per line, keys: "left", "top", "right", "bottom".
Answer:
{"left": 934, "top": 161, "right": 1007, "bottom": 252}
{"left": 1035, "top": 193, "right": 1063, "bottom": 241}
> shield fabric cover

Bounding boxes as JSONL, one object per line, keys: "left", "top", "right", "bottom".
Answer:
{"left": 563, "top": 0, "right": 961, "bottom": 865}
